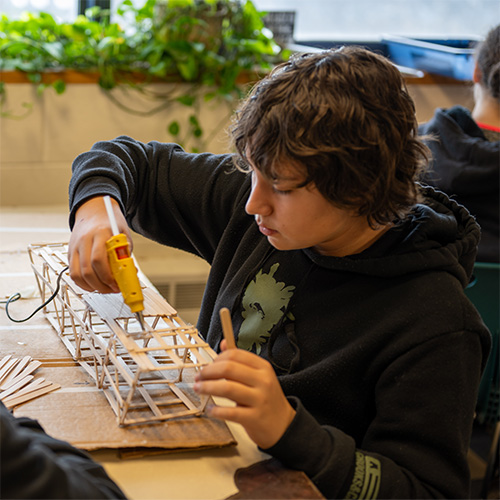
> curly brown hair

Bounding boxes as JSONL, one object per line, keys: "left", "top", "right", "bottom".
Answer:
{"left": 230, "top": 46, "right": 430, "bottom": 227}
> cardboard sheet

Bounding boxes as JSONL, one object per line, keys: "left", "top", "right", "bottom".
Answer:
{"left": 14, "top": 390, "right": 235, "bottom": 451}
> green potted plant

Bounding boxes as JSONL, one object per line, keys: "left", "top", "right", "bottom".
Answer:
{"left": 0, "top": 0, "right": 285, "bottom": 150}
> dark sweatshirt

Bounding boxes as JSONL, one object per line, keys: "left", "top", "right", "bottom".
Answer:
{"left": 419, "top": 105, "right": 500, "bottom": 263}
{"left": 0, "top": 402, "right": 127, "bottom": 499}
{"left": 69, "top": 136, "right": 491, "bottom": 499}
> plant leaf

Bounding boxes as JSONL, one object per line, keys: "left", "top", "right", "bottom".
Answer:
{"left": 168, "top": 120, "right": 180, "bottom": 136}
{"left": 52, "top": 79, "right": 66, "bottom": 94}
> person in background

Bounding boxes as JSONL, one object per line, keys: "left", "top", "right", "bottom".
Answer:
{"left": 419, "top": 24, "right": 500, "bottom": 263}
{"left": 0, "top": 401, "right": 127, "bottom": 499}
{"left": 67, "top": 47, "right": 490, "bottom": 499}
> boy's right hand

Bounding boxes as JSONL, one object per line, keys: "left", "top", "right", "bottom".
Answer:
{"left": 68, "top": 196, "right": 133, "bottom": 294}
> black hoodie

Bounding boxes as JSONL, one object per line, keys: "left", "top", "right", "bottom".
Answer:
{"left": 70, "top": 136, "right": 491, "bottom": 499}
{"left": 419, "top": 105, "right": 500, "bottom": 263}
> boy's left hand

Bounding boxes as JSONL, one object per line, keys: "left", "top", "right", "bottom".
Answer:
{"left": 194, "top": 341, "right": 296, "bottom": 449}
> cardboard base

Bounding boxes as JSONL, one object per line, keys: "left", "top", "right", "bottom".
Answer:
{"left": 14, "top": 389, "right": 235, "bottom": 451}
{"left": 9, "top": 324, "right": 236, "bottom": 452}
{"left": 4, "top": 256, "right": 235, "bottom": 453}
{"left": 1, "top": 241, "right": 237, "bottom": 452}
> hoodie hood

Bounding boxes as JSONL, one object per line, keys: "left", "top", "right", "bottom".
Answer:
{"left": 417, "top": 105, "right": 499, "bottom": 263}
{"left": 303, "top": 186, "right": 480, "bottom": 288}
{"left": 418, "top": 106, "right": 500, "bottom": 197}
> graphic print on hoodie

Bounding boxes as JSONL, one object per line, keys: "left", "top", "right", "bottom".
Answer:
{"left": 237, "top": 263, "right": 296, "bottom": 353}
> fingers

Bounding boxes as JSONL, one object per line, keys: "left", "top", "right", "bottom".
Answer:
{"left": 67, "top": 196, "right": 125, "bottom": 293}
{"left": 69, "top": 232, "right": 117, "bottom": 293}
{"left": 194, "top": 350, "right": 283, "bottom": 414}
{"left": 195, "top": 350, "right": 271, "bottom": 399}
{"left": 194, "top": 350, "right": 296, "bottom": 449}
{"left": 205, "top": 403, "right": 261, "bottom": 426}
{"left": 196, "top": 377, "right": 257, "bottom": 407}
{"left": 201, "top": 348, "right": 267, "bottom": 374}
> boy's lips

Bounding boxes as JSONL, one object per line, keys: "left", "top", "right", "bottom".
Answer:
{"left": 255, "top": 218, "right": 277, "bottom": 236}
{"left": 259, "top": 225, "right": 277, "bottom": 236}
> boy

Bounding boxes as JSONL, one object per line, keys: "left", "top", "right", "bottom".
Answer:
{"left": 68, "top": 47, "right": 490, "bottom": 498}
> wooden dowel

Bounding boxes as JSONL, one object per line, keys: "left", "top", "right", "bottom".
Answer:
{"left": 219, "top": 307, "right": 236, "bottom": 350}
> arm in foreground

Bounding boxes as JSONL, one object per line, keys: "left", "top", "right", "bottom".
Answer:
{"left": 0, "top": 402, "right": 127, "bottom": 499}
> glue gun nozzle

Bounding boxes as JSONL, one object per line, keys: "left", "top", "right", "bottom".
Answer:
{"left": 135, "top": 311, "right": 146, "bottom": 331}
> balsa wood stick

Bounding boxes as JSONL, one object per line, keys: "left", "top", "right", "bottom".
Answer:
{"left": 0, "top": 355, "right": 61, "bottom": 409}
{"left": 0, "top": 375, "right": 34, "bottom": 400}
{"left": 0, "top": 355, "right": 12, "bottom": 372}
{"left": 0, "top": 356, "right": 31, "bottom": 390}
{"left": 3, "top": 383, "right": 61, "bottom": 409}
{"left": 219, "top": 307, "right": 236, "bottom": 350}
{"left": 0, "top": 357, "right": 18, "bottom": 386}
{"left": 1, "top": 359, "right": 42, "bottom": 391}
{"left": 2, "top": 378, "right": 53, "bottom": 402}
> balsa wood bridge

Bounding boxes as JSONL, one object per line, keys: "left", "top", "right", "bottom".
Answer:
{"left": 28, "top": 242, "right": 217, "bottom": 426}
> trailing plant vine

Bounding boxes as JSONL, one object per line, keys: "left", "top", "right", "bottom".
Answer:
{"left": 0, "top": 0, "right": 284, "bottom": 150}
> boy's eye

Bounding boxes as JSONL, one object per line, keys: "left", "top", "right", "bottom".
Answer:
{"left": 272, "top": 185, "right": 292, "bottom": 195}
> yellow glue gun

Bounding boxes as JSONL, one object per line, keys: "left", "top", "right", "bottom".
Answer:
{"left": 105, "top": 233, "right": 144, "bottom": 315}
{"left": 103, "top": 195, "right": 145, "bottom": 330}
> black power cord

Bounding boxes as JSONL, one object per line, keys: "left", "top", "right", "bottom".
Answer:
{"left": 1, "top": 265, "right": 69, "bottom": 323}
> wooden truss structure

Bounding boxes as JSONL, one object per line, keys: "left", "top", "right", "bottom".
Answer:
{"left": 27, "top": 242, "right": 217, "bottom": 426}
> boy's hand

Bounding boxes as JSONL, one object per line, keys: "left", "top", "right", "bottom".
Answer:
{"left": 68, "top": 196, "right": 132, "bottom": 293}
{"left": 194, "top": 341, "right": 296, "bottom": 449}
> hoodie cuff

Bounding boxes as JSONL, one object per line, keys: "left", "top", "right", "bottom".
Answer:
{"left": 262, "top": 396, "right": 334, "bottom": 475}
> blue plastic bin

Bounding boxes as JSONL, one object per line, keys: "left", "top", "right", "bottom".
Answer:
{"left": 382, "top": 35, "right": 483, "bottom": 80}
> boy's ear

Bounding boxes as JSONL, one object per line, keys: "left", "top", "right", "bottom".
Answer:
{"left": 472, "top": 61, "right": 482, "bottom": 84}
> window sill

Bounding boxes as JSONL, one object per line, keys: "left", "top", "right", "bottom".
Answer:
{"left": 0, "top": 69, "right": 255, "bottom": 85}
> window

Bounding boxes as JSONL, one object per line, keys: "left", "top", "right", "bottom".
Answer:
{"left": 252, "top": 0, "right": 499, "bottom": 41}
{"left": 0, "top": 0, "right": 497, "bottom": 40}
{"left": 0, "top": 0, "right": 77, "bottom": 20}
{"left": 78, "top": 0, "right": 110, "bottom": 15}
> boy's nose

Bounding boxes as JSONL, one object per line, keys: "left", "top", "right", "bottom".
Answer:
{"left": 245, "top": 179, "right": 272, "bottom": 217}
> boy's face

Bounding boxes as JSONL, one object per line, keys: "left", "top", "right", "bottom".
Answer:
{"left": 245, "top": 159, "right": 372, "bottom": 257}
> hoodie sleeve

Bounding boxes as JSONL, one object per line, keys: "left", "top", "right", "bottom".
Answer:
{"left": 0, "top": 402, "right": 127, "bottom": 499}
{"left": 264, "top": 328, "right": 484, "bottom": 499}
{"left": 69, "top": 135, "right": 249, "bottom": 263}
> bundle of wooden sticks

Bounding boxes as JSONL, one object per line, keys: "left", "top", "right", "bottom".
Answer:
{"left": 0, "top": 355, "right": 60, "bottom": 409}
